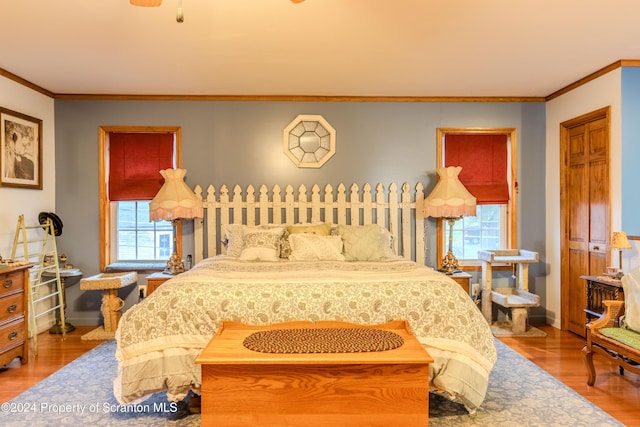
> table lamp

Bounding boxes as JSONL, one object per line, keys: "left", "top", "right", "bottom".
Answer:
{"left": 611, "top": 231, "right": 632, "bottom": 278}
{"left": 423, "top": 166, "right": 476, "bottom": 274}
{"left": 149, "top": 168, "right": 203, "bottom": 274}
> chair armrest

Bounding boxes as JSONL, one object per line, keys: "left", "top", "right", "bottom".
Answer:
{"left": 587, "top": 300, "right": 625, "bottom": 332}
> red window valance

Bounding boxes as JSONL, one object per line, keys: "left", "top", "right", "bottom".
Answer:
{"left": 108, "top": 132, "right": 174, "bottom": 201}
{"left": 444, "top": 134, "right": 509, "bottom": 204}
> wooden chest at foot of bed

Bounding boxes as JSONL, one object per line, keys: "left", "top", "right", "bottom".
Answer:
{"left": 195, "top": 320, "right": 433, "bottom": 427}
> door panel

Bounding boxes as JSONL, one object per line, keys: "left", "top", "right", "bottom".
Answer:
{"left": 561, "top": 109, "right": 610, "bottom": 336}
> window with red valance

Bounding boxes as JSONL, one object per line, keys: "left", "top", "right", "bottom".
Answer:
{"left": 444, "top": 133, "right": 509, "bottom": 205}
{"left": 108, "top": 132, "right": 174, "bottom": 201}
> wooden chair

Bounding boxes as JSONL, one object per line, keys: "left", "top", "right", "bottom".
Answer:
{"left": 582, "top": 300, "right": 640, "bottom": 385}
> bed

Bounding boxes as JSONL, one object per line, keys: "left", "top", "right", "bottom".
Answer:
{"left": 113, "top": 182, "right": 497, "bottom": 413}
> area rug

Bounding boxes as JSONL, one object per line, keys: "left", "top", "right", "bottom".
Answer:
{"left": 0, "top": 340, "right": 623, "bottom": 427}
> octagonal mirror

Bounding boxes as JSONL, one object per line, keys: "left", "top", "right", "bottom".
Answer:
{"left": 283, "top": 115, "right": 336, "bottom": 168}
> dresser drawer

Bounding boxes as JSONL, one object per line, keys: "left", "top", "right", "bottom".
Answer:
{"left": 0, "top": 319, "right": 26, "bottom": 351}
{"left": 1, "top": 269, "right": 25, "bottom": 297}
{"left": 0, "top": 292, "right": 24, "bottom": 324}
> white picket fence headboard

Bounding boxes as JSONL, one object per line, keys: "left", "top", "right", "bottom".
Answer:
{"left": 192, "top": 182, "right": 426, "bottom": 264}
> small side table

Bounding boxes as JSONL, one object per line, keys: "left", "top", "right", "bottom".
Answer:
{"left": 146, "top": 271, "right": 174, "bottom": 296}
{"left": 581, "top": 275, "right": 624, "bottom": 321}
{"left": 42, "top": 268, "right": 83, "bottom": 334}
{"left": 449, "top": 271, "right": 471, "bottom": 295}
{"left": 79, "top": 272, "right": 137, "bottom": 340}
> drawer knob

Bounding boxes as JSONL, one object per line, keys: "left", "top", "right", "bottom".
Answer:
{"left": 3, "top": 279, "right": 12, "bottom": 288}
{"left": 7, "top": 304, "right": 17, "bottom": 313}
{"left": 8, "top": 331, "right": 18, "bottom": 340}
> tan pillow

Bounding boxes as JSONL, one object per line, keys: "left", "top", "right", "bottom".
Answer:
{"left": 287, "top": 223, "right": 332, "bottom": 236}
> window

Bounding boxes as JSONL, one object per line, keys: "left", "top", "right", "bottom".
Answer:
{"left": 99, "top": 127, "right": 182, "bottom": 271}
{"left": 436, "top": 128, "right": 517, "bottom": 269}
{"left": 114, "top": 201, "right": 174, "bottom": 261}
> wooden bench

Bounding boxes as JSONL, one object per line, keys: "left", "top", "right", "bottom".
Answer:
{"left": 582, "top": 300, "right": 640, "bottom": 385}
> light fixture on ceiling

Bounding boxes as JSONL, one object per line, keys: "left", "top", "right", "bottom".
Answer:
{"left": 131, "top": 0, "right": 304, "bottom": 6}
{"left": 176, "top": 0, "right": 184, "bottom": 22}
{"left": 130, "top": 0, "right": 162, "bottom": 6}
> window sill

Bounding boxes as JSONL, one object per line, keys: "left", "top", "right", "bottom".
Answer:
{"left": 104, "top": 262, "right": 166, "bottom": 274}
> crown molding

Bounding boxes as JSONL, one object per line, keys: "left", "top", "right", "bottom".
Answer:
{"left": 3, "top": 60, "right": 640, "bottom": 102}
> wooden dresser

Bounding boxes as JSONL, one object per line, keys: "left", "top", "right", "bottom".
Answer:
{"left": 0, "top": 264, "right": 31, "bottom": 368}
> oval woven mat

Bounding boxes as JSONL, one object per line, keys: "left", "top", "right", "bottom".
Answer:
{"left": 242, "top": 327, "right": 404, "bottom": 354}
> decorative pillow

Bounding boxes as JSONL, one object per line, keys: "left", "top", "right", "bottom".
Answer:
{"left": 336, "top": 224, "right": 389, "bottom": 261}
{"left": 288, "top": 234, "right": 345, "bottom": 261}
{"left": 287, "top": 223, "right": 332, "bottom": 236}
{"left": 279, "top": 229, "right": 292, "bottom": 259}
{"left": 238, "top": 227, "right": 284, "bottom": 261}
{"left": 621, "top": 266, "right": 640, "bottom": 333}
{"left": 221, "top": 224, "right": 246, "bottom": 257}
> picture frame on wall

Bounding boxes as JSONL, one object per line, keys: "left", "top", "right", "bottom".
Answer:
{"left": 0, "top": 107, "right": 42, "bottom": 189}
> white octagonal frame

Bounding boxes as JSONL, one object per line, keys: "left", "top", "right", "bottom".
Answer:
{"left": 283, "top": 115, "right": 336, "bottom": 168}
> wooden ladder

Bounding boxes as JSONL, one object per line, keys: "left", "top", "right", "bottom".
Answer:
{"left": 10, "top": 215, "right": 66, "bottom": 355}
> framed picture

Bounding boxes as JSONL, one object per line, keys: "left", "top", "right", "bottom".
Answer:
{"left": 0, "top": 107, "right": 42, "bottom": 189}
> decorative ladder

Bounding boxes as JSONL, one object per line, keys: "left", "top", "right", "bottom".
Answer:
{"left": 11, "top": 215, "right": 66, "bottom": 355}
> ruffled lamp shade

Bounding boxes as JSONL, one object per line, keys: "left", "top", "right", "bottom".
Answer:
{"left": 423, "top": 166, "right": 477, "bottom": 218}
{"left": 423, "top": 166, "right": 477, "bottom": 274}
{"left": 149, "top": 168, "right": 203, "bottom": 274}
{"left": 149, "top": 169, "right": 203, "bottom": 221}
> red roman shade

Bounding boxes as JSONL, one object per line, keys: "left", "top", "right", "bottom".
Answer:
{"left": 444, "top": 134, "right": 509, "bottom": 204}
{"left": 108, "top": 132, "right": 174, "bottom": 201}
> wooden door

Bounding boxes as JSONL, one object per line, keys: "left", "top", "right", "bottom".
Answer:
{"left": 561, "top": 107, "right": 610, "bottom": 337}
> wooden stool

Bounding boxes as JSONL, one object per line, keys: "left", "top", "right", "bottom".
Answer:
{"left": 79, "top": 272, "right": 137, "bottom": 340}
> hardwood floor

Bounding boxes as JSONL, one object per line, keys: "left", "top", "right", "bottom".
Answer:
{"left": 0, "top": 326, "right": 102, "bottom": 403}
{"left": 1, "top": 324, "right": 639, "bottom": 425}
{"left": 500, "top": 324, "right": 640, "bottom": 427}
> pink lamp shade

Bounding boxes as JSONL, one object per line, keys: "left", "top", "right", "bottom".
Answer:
{"left": 423, "top": 166, "right": 477, "bottom": 218}
{"left": 149, "top": 169, "right": 203, "bottom": 221}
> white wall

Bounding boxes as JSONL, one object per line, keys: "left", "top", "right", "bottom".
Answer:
{"left": 545, "top": 69, "right": 633, "bottom": 328}
{"left": 0, "top": 76, "right": 55, "bottom": 258}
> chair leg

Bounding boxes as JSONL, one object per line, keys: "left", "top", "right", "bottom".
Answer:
{"left": 582, "top": 345, "right": 596, "bottom": 386}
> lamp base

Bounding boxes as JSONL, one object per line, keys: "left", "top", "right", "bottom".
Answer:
{"left": 164, "top": 251, "right": 185, "bottom": 275}
{"left": 439, "top": 250, "right": 461, "bottom": 275}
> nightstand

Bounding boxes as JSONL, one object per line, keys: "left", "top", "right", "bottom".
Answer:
{"left": 146, "top": 272, "right": 174, "bottom": 296}
{"left": 449, "top": 271, "right": 471, "bottom": 295}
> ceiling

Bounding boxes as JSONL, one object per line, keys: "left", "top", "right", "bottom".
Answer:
{"left": 2, "top": 0, "right": 640, "bottom": 99}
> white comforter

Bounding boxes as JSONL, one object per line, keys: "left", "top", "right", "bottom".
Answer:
{"left": 114, "top": 256, "right": 497, "bottom": 411}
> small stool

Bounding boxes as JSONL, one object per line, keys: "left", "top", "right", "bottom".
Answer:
{"left": 80, "top": 272, "right": 137, "bottom": 340}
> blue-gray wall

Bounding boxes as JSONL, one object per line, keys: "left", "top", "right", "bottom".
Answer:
{"left": 622, "top": 68, "right": 640, "bottom": 236}
{"left": 54, "top": 100, "right": 546, "bottom": 325}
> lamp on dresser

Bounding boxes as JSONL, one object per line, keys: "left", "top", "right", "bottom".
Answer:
{"left": 423, "top": 166, "right": 476, "bottom": 275}
{"left": 149, "top": 168, "right": 203, "bottom": 274}
{"left": 611, "top": 231, "right": 632, "bottom": 279}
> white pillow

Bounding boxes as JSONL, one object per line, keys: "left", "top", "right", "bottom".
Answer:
{"left": 289, "top": 234, "right": 345, "bottom": 261}
{"left": 238, "top": 227, "right": 284, "bottom": 261}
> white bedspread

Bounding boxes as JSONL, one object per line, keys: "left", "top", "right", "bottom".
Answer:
{"left": 114, "top": 256, "right": 497, "bottom": 411}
